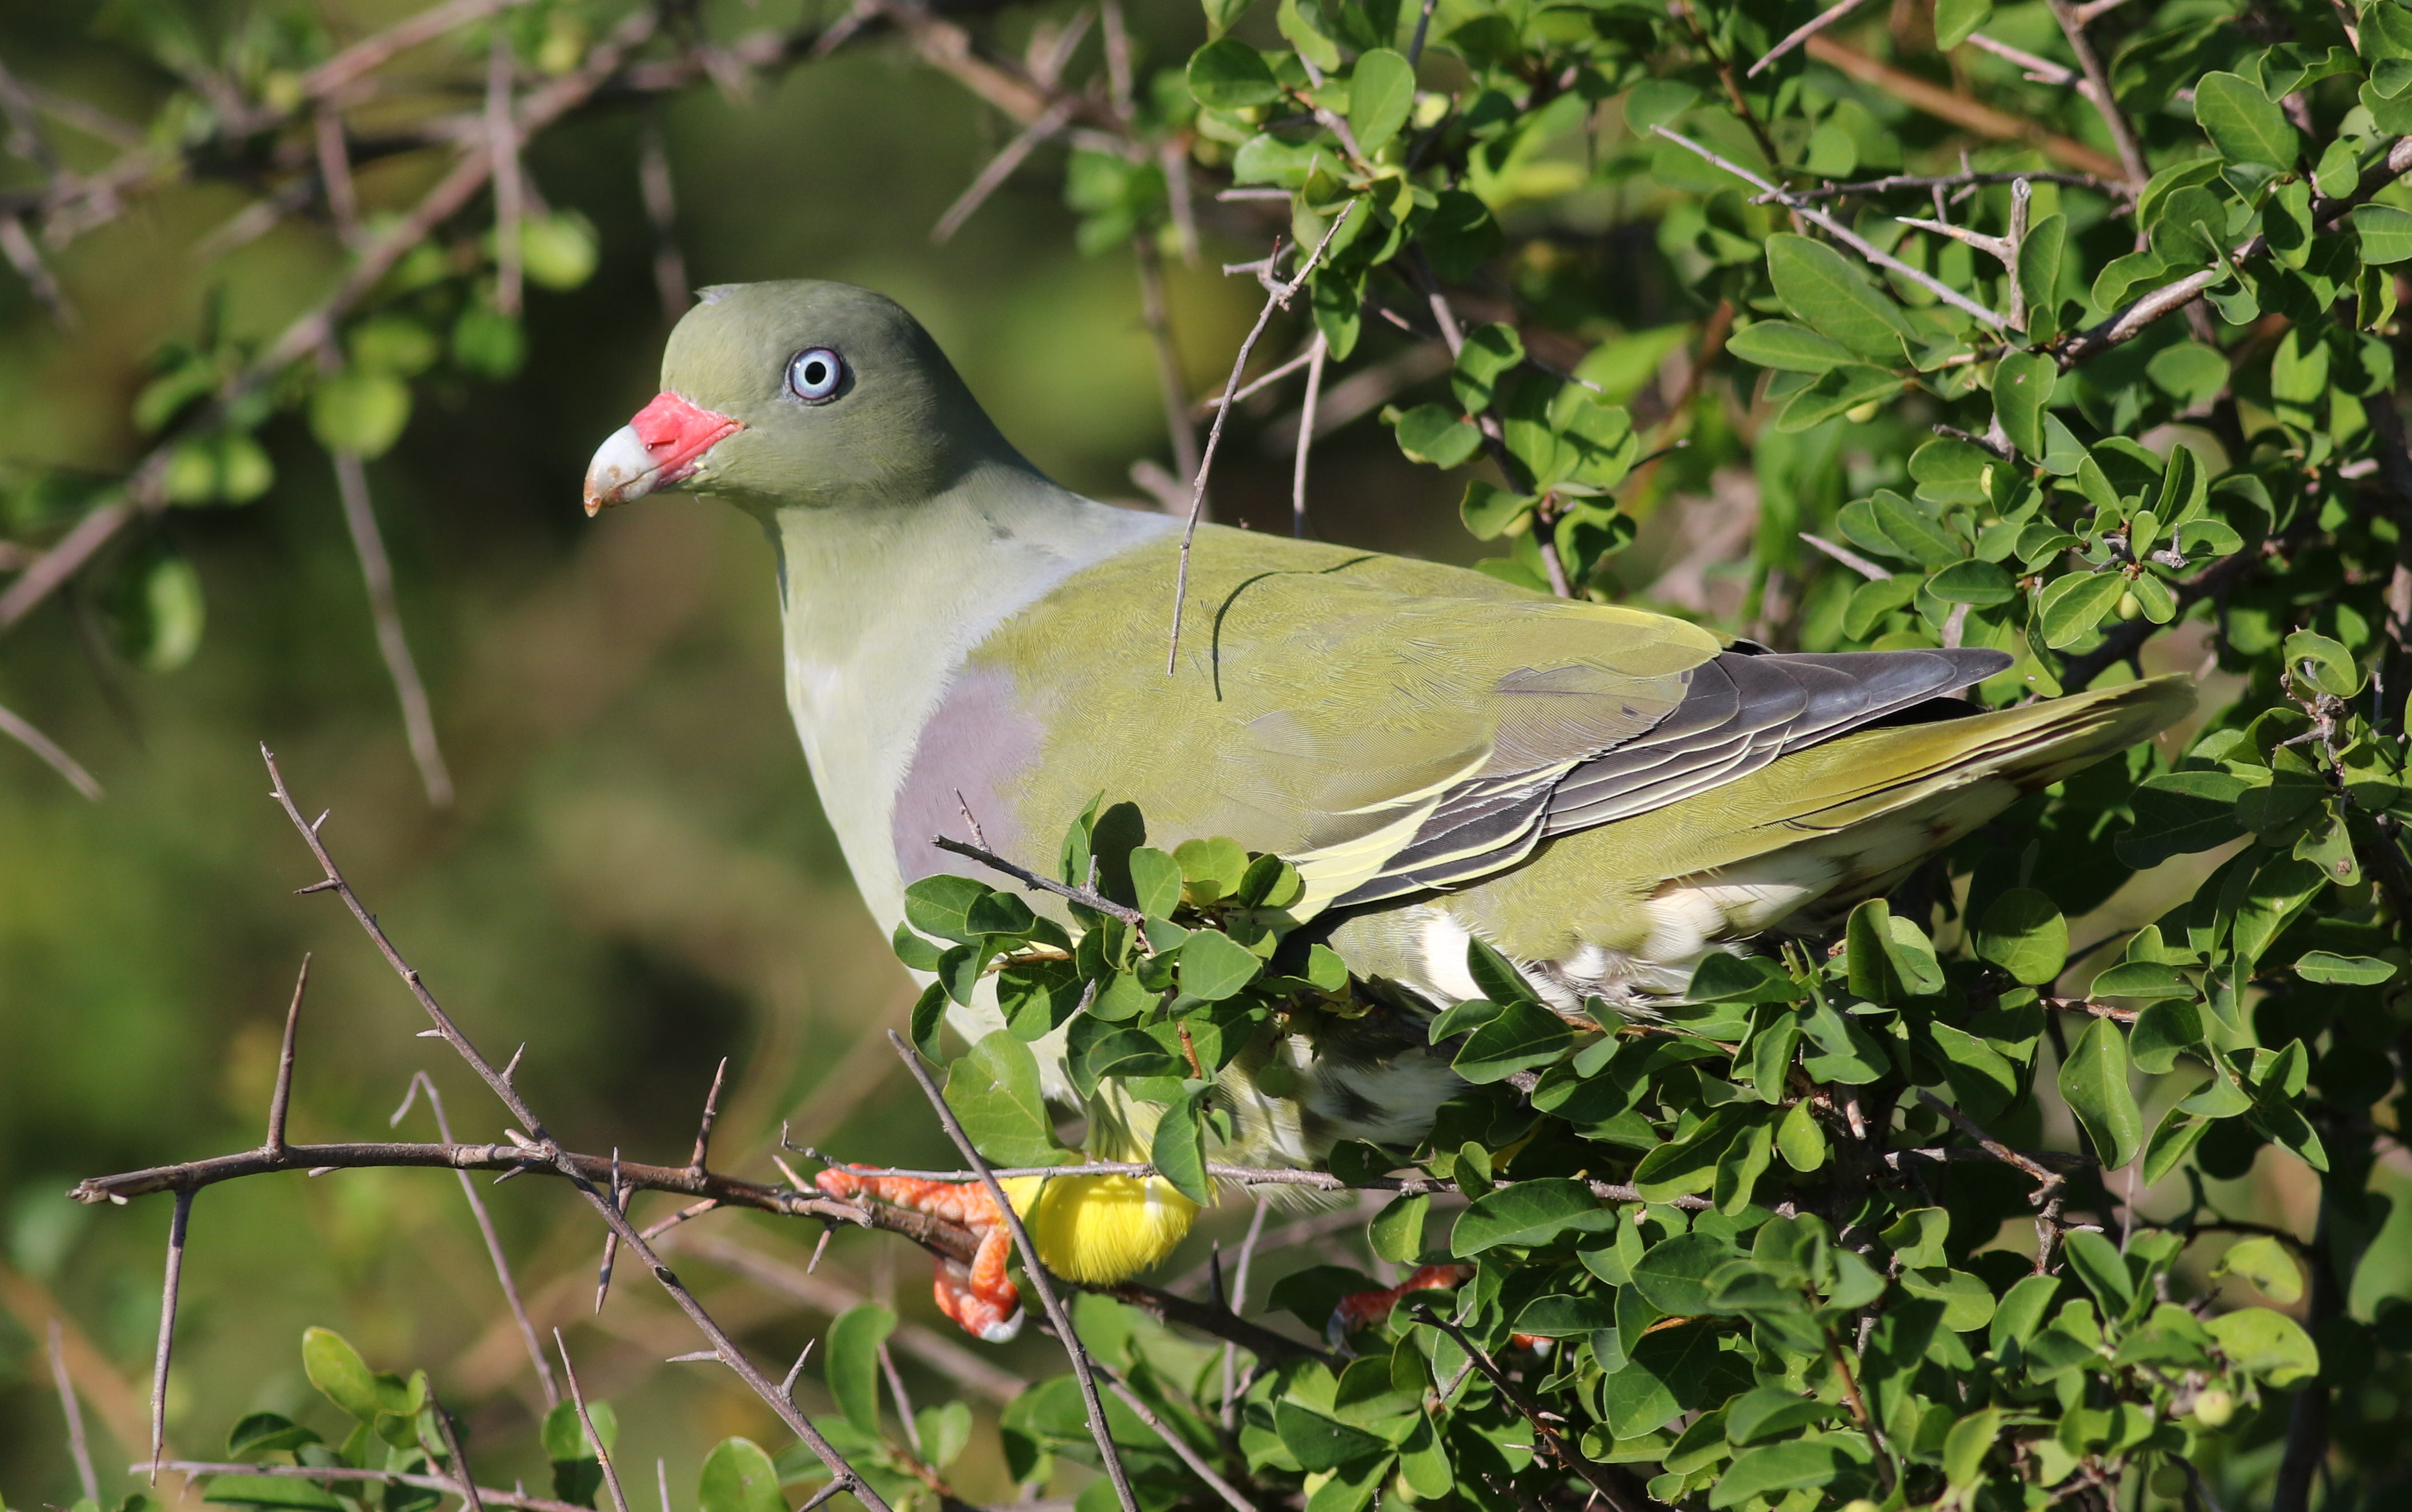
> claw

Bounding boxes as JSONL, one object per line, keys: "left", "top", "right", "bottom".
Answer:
{"left": 816, "top": 1168, "right": 1024, "bottom": 1342}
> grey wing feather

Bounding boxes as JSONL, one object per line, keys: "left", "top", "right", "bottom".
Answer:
{"left": 1332, "top": 645, "right": 2008, "bottom": 908}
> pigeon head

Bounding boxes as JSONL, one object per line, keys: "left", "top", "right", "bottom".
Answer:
{"left": 582, "top": 279, "right": 1017, "bottom": 516}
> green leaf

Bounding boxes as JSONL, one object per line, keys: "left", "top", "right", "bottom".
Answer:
{"left": 1179, "top": 928, "right": 1263, "bottom": 1000}
{"left": 1369, "top": 1193, "right": 1429, "bottom": 1263}
{"left": 517, "top": 212, "right": 598, "bottom": 290}
{"left": 1708, "top": 1440, "right": 1858, "bottom": 1509}
{"left": 2058, "top": 1016, "right": 2143, "bottom": 1168}
{"left": 1765, "top": 234, "right": 1913, "bottom": 360}
{"left": 696, "top": 1439, "right": 786, "bottom": 1512}
{"left": 1927, "top": 558, "right": 2017, "bottom": 606}
{"left": 2203, "top": 1306, "right": 2320, "bottom": 1385}
{"left": 1726, "top": 319, "right": 1856, "bottom": 373}
{"left": 2284, "top": 628, "right": 2364, "bottom": 697}
{"left": 1992, "top": 351, "right": 2056, "bottom": 459}
{"left": 1776, "top": 1099, "right": 1828, "bottom": 1170}
{"left": 1275, "top": 1402, "right": 1389, "bottom": 1471}
{"left": 1187, "top": 39, "right": 1282, "bottom": 108}
{"left": 1128, "top": 846, "right": 1183, "bottom": 918}
{"left": 1451, "top": 322, "right": 1524, "bottom": 412}
{"left": 824, "top": 1304, "right": 896, "bottom": 1435}
{"left": 2213, "top": 1234, "right": 2303, "bottom": 1303}
{"left": 202, "top": 1478, "right": 344, "bottom": 1512}
{"left": 1465, "top": 935, "right": 1544, "bottom": 1006}
{"left": 1391, "top": 403, "right": 1481, "bottom": 466}
{"left": 2195, "top": 71, "right": 2300, "bottom": 166}
{"left": 1277, "top": 0, "right": 1342, "bottom": 71}
{"left": 2129, "top": 997, "right": 2202, "bottom": 1074}
{"left": 227, "top": 1412, "right": 320, "bottom": 1458}
{"left": 1942, "top": 1407, "right": 2004, "bottom": 1489}
{"left": 1632, "top": 1233, "right": 1737, "bottom": 1316}
{"left": 1690, "top": 953, "right": 1801, "bottom": 1003}
{"left": 1451, "top": 1177, "right": 1613, "bottom": 1255}
{"left": 947, "top": 1033, "right": 1064, "bottom": 1166}
{"left": 544, "top": 1398, "right": 618, "bottom": 1461}
{"left": 2038, "top": 569, "right": 2125, "bottom": 648}
{"left": 1151, "top": 1089, "right": 1213, "bottom": 1204}
{"left": 301, "top": 1327, "right": 382, "bottom": 1421}
{"left": 2354, "top": 203, "right": 2412, "bottom": 264}
{"left": 904, "top": 875, "right": 992, "bottom": 943}
{"left": 2295, "top": 950, "right": 2399, "bottom": 985}
{"left": 2061, "top": 1229, "right": 2137, "bottom": 1313}
{"left": 2018, "top": 212, "right": 2068, "bottom": 338}
{"left": 1974, "top": 887, "right": 2066, "bottom": 985}
{"left": 2117, "top": 770, "right": 2250, "bottom": 867}
{"left": 1452, "top": 998, "right": 1572, "bottom": 1083}
{"left": 309, "top": 371, "right": 411, "bottom": 458}
{"left": 1775, "top": 364, "right": 1903, "bottom": 432}
{"left": 2141, "top": 1108, "right": 2209, "bottom": 1184}
{"left": 1348, "top": 49, "right": 1416, "bottom": 155}
{"left": 2090, "top": 961, "right": 2193, "bottom": 1000}
{"left": 1933, "top": 0, "right": 1992, "bottom": 49}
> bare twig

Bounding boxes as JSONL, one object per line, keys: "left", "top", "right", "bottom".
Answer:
{"left": 1168, "top": 215, "right": 1351, "bottom": 671}
{"left": 887, "top": 1031, "right": 1138, "bottom": 1512}
{"left": 555, "top": 1331, "right": 631, "bottom": 1512}
{"left": 933, "top": 98, "right": 1075, "bottom": 244}
{"left": 390, "top": 1072, "right": 558, "bottom": 1406}
{"left": 50, "top": 1318, "right": 100, "bottom": 1503}
{"left": 931, "top": 832, "right": 1144, "bottom": 927}
{"left": 148, "top": 1189, "right": 193, "bottom": 1486}
{"left": 1221, "top": 1200, "right": 1271, "bottom": 1430}
{"left": 1748, "top": 0, "right": 1884, "bottom": 77}
{"left": 1410, "top": 1305, "right": 1638, "bottom": 1510}
{"left": 1825, "top": 1327, "right": 1896, "bottom": 1492}
{"left": 689, "top": 1058, "right": 730, "bottom": 1173}
{"left": 430, "top": 1389, "right": 485, "bottom": 1512}
{"left": 1778, "top": 167, "right": 2121, "bottom": 203}
{"left": 1097, "top": 1364, "right": 1260, "bottom": 1512}
{"left": 1654, "top": 126, "right": 2013, "bottom": 330}
{"left": 1197, "top": 344, "right": 1323, "bottom": 413}
{"left": 330, "top": 422, "right": 454, "bottom": 808}
{"left": 0, "top": 695, "right": 102, "bottom": 799}
{"left": 1291, "top": 333, "right": 1327, "bottom": 538}
{"left": 1800, "top": 533, "right": 1890, "bottom": 581}
{"left": 0, "top": 215, "right": 71, "bottom": 323}
{"left": 879, "top": 1342, "right": 924, "bottom": 1458}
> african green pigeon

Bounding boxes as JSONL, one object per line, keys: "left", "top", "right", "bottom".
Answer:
{"left": 584, "top": 280, "right": 2189, "bottom": 1338}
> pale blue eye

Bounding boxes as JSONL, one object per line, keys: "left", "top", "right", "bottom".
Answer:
{"left": 788, "top": 347, "right": 843, "bottom": 402}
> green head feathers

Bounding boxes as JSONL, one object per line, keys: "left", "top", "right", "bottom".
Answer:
{"left": 583, "top": 279, "right": 1025, "bottom": 515}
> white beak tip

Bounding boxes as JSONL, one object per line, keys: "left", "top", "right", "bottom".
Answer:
{"left": 582, "top": 425, "right": 659, "bottom": 515}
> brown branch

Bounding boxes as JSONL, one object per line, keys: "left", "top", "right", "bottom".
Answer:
{"left": 932, "top": 97, "right": 1075, "bottom": 244}
{"left": 2044, "top": 0, "right": 2149, "bottom": 186}
{"left": 888, "top": 1031, "right": 1139, "bottom": 1512}
{"left": 1824, "top": 1326, "right": 1895, "bottom": 1493}
{"left": 1804, "top": 35, "right": 2126, "bottom": 179}
{"left": 1782, "top": 167, "right": 2123, "bottom": 202}
{"left": 1291, "top": 332, "right": 1327, "bottom": 538}
{"left": 429, "top": 1389, "right": 484, "bottom": 1512}
{"left": 1105, "top": 1282, "right": 1335, "bottom": 1366}
{"left": 931, "top": 832, "right": 1146, "bottom": 927}
{"left": 1135, "top": 236, "right": 1205, "bottom": 503}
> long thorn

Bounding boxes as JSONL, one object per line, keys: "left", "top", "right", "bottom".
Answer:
{"left": 430, "top": 1387, "right": 485, "bottom": 1512}
{"left": 688, "top": 1058, "right": 728, "bottom": 1173}
{"left": 149, "top": 1188, "right": 194, "bottom": 1486}
{"left": 267, "top": 954, "right": 311, "bottom": 1153}
{"left": 596, "top": 1149, "right": 624, "bottom": 1314}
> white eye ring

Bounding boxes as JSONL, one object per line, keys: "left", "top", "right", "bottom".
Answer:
{"left": 787, "top": 347, "right": 843, "bottom": 402}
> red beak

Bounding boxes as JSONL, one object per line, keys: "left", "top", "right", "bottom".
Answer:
{"left": 582, "top": 392, "right": 744, "bottom": 515}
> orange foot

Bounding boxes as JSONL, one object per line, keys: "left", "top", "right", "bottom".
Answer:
{"left": 1327, "top": 1264, "right": 1550, "bottom": 1353}
{"left": 1328, "top": 1263, "right": 1475, "bottom": 1345}
{"left": 815, "top": 1168, "right": 1024, "bottom": 1342}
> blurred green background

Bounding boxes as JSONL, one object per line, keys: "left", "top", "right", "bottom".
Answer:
{"left": 0, "top": 1, "right": 1484, "bottom": 1501}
